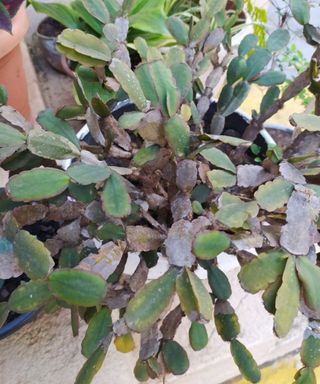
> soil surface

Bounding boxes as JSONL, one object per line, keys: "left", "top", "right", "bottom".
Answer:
{"left": 37, "top": 18, "right": 64, "bottom": 38}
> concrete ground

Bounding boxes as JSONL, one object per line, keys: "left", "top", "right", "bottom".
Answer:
{"left": 0, "top": 263, "right": 306, "bottom": 384}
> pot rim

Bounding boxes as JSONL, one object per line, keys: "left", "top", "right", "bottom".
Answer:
{"left": 36, "top": 16, "right": 64, "bottom": 40}
{"left": 0, "top": 311, "right": 37, "bottom": 340}
{"left": 73, "top": 99, "right": 293, "bottom": 150}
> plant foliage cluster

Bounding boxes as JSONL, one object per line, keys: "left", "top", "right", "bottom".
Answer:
{"left": 0, "top": 0, "right": 320, "bottom": 383}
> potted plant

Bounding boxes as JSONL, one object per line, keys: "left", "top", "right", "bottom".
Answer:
{"left": 28, "top": 0, "right": 248, "bottom": 77}
{"left": 28, "top": 0, "right": 198, "bottom": 74}
{"left": 1, "top": 0, "right": 320, "bottom": 383}
{"left": 0, "top": 0, "right": 31, "bottom": 120}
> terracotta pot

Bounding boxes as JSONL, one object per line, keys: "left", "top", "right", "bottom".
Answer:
{"left": 0, "top": 6, "right": 31, "bottom": 121}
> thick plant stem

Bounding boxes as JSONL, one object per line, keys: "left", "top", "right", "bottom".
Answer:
{"left": 242, "top": 46, "right": 320, "bottom": 143}
{"left": 242, "top": 69, "right": 310, "bottom": 142}
{"left": 315, "top": 94, "right": 320, "bottom": 116}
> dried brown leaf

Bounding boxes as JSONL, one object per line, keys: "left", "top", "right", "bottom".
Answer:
{"left": 279, "top": 161, "right": 306, "bottom": 184}
{"left": 126, "top": 226, "right": 165, "bottom": 252}
{"left": 237, "top": 165, "right": 273, "bottom": 188}
{"left": 104, "top": 115, "right": 131, "bottom": 151}
{"left": 232, "top": 218, "right": 263, "bottom": 250}
{"left": 12, "top": 204, "right": 48, "bottom": 227}
{"left": 236, "top": 250, "right": 256, "bottom": 266}
{"left": 165, "top": 220, "right": 195, "bottom": 267}
{"left": 160, "top": 305, "right": 183, "bottom": 340}
{"left": 113, "top": 318, "right": 128, "bottom": 336}
{"left": 104, "top": 287, "right": 132, "bottom": 309}
{"left": 84, "top": 201, "right": 106, "bottom": 224}
{"left": 86, "top": 107, "right": 105, "bottom": 146}
{"left": 56, "top": 219, "right": 81, "bottom": 244}
{"left": 198, "top": 162, "right": 210, "bottom": 183}
{"left": 108, "top": 145, "right": 132, "bottom": 159}
{"left": 284, "top": 131, "right": 320, "bottom": 158}
{"left": 176, "top": 160, "right": 198, "bottom": 193}
{"left": 44, "top": 238, "right": 63, "bottom": 256}
{"left": 171, "top": 192, "right": 192, "bottom": 222}
{"left": 191, "top": 216, "right": 211, "bottom": 234}
{"left": 0, "top": 106, "right": 32, "bottom": 132}
{"left": 146, "top": 193, "right": 167, "bottom": 210}
{"left": 280, "top": 186, "right": 320, "bottom": 255}
{"left": 78, "top": 241, "right": 125, "bottom": 279}
{"left": 0, "top": 235, "right": 23, "bottom": 279}
{"left": 129, "top": 259, "right": 149, "bottom": 292}
{"left": 261, "top": 225, "right": 281, "bottom": 247}
{"left": 140, "top": 324, "right": 162, "bottom": 360}
{"left": 138, "top": 110, "right": 165, "bottom": 144}
{"left": 47, "top": 201, "right": 84, "bottom": 222}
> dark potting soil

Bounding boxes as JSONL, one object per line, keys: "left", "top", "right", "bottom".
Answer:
{"left": 38, "top": 18, "right": 64, "bottom": 38}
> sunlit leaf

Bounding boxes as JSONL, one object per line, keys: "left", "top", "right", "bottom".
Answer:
{"left": 254, "top": 178, "right": 293, "bottom": 212}
{"left": 48, "top": 269, "right": 107, "bottom": 307}
{"left": 125, "top": 269, "right": 178, "bottom": 333}
{"left": 230, "top": 339, "right": 261, "bottom": 383}
{"left": 162, "top": 340, "right": 189, "bottom": 375}
{"left": 7, "top": 168, "right": 70, "bottom": 202}
{"left": 102, "top": 173, "right": 131, "bottom": 218}
{"left": 67, "top": 164, "right": 111, "bottom": 185}
{"left": 274, "top": 256, "right": 300, "bottom": 337}
{"left": 8, "top": 280, "right": 51, "bottom": 313}
{"left": 238, "top": 250, "right": 288, "bottom": 294}
{"left": 189, "top": 322, "right": 208, "bottom": 351}
{"left": 176, "top": 268, "right": 212, "bottom": 321}
{"left": 200, "top": 147, "right": 236, "bottom": 173}
{"left": 82, "top": 308, "right": 112, "bottom": 358}
{"left": 193, "top": 231, "right": 230, "bottom": 260}
{"left": 214, "top": 300, "right": 240, "bottom": 341}
{"left": 296, "top": 256, "right": 320, "bottom": 312}
{"left": 14, "top": 230, "right": 54, "bottom": 280}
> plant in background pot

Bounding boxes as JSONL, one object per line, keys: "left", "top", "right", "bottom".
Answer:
{"left": 28, "top": 0, "right": 199, "bottom": 74}
{"left": 28, "top": 0, "right": 247, "bottom": 76}
{"left": 0, "top": 1, "right": 320, "bottom": 384}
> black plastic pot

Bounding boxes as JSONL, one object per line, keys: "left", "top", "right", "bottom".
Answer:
{"left": 37, "top": 17, "right": 73, "bottom": 77}
{"left": 83, "top": 100, "right": 292, "bottom": 153}
{"left": 0, "top": 222, "right": 61, "bottom": 339}
{"left": 0, "top": 311, "right": 37, "bottom": 340}
{"left": 0, "top": 276, "right": 38, "bottom": 339}
{"left": 203, "top": 101, "right": 266, "bottom": 148}
{"left": 80, "top": 100, "right": 136, "bottom": 146}
{"left": 203, "top": 101, "right": 293, "bottom": 156}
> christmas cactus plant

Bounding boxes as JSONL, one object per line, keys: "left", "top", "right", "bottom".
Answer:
{"left": 0, "top": 0, "right": 320, "bottom": 383}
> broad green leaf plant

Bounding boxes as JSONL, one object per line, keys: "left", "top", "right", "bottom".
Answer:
{"left": 28, "top": 0, "right": 200, "bottom": 48}
{"left": 1, "top": 1, "right": 320, "bottom": 383}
